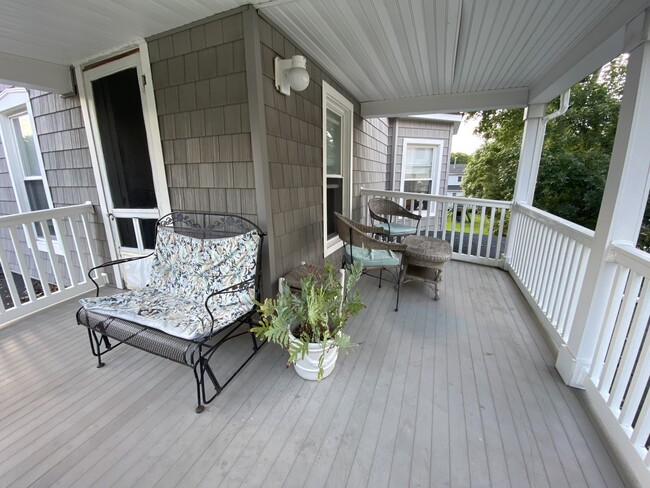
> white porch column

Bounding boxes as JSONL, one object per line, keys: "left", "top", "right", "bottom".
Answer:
{"left": 556, "top": 15, "right": 650, "bottom": 387}
{"left": 504, "top": 103, "right": 546, "bottom": 261}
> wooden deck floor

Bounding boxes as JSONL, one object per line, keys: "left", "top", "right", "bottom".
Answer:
{"left": 0, "top": 262, "right": 625, "bottom": 488}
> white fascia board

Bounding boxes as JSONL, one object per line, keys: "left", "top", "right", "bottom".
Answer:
{"left": 529, "top": 29, "right": 625, "bottom": 104}
{"left": 529, "top": 0, "right": 650, "bottom": 104}
{"left": 361, "top": 88, "right": 528, "bottom": 118}
{"left": 408, "top": 113, "right": 463, "bottom": 122}
{"left": 0, "top": 51, "right": 73, "bottom": 94}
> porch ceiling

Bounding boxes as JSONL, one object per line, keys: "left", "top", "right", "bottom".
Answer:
{"left": 0, "top": 0, "right": 647, "bottom": 111}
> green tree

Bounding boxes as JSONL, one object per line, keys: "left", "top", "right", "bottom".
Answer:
{"left": 462, "top": 56, "right": 626, "bottom": 230}
{"left": 450, "top": 152, "right": 474, "bottom": 166}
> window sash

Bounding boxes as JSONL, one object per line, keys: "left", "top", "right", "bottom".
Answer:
{"left": 323, "top": 82, "right": 352, "bottom": 256}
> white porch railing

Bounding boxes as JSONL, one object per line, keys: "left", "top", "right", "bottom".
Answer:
{"left": 582, "top": 243, "right": 650, "bottom": 485}
{"left": 0, "top": 202, "right": 105, "bottom": 325}
{"left": 506, "top": 203, "right": 594, "bottom": 347}
{"left": 360, "top": 188, "right": 511, "bottom": 267}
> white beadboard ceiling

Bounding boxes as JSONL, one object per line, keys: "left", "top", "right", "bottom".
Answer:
{"left": 0, "top": 0, "right": 647, "bottom": 112}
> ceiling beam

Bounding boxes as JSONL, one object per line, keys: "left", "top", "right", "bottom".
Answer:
{"left": 529, "top": 0, "right": 650, "bottom": 104}
{"left": 360, "top": 88, "right": 529, "bottom": 117}
{"left": 0, "top": 52, "right": 73, "bottom": 94}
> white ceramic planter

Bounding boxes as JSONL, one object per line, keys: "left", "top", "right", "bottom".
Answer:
{"left": 290, "top": 335, "right": 339, "bottom": 380}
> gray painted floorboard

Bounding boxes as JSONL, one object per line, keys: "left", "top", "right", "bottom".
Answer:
{"left": 0, "top": 262, "right": 626, "bottom": 487}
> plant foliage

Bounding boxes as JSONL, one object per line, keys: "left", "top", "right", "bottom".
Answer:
{"left": 252, "top": 261, "right": 364, "bottom": 380}
{"left": 462, "top": 55, "right": 627, "bottom": 231}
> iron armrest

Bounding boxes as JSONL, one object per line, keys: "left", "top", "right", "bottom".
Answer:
{"left": 87, "top": 253, "right": 154, "bottom": 296}
{"left": 204, "top": 277, "right": 257, "bottom": 336}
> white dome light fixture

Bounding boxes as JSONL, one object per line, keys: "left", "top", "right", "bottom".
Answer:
{"left": 274, "top": 55, "right": 310, "bottom": 96}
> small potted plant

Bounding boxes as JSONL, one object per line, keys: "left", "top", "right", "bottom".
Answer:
{"left": 252, "top": 261, "right": 364, "bottom": 380}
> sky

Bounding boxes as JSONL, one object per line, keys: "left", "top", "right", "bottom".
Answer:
{"left": 451, "top": 115, "right": 483, "bottom": 154}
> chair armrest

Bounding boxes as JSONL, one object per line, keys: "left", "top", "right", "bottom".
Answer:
{"left": 87, "top": 253, "right": 154, "bottom": 296}
{"left": 345, "top": 217, "right": 386, "bottom": 235}
{"left": 397, "top": 207, "right": 422, "bottom": 221}
{"left": 368, "top": 207, "right": 389, "bottom": 225}
{"left": 204, "top": 278, "right": 256, "bottom": 335}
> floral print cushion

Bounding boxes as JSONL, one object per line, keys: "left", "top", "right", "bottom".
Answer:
{"left": 148, "top": 228, "right": 261, "bottom": 301}
{"left": 80, "top": 228, "right": 261, "bottom": 340}
{"left": 79, "top": 287, "right": 254, "bottom": 340}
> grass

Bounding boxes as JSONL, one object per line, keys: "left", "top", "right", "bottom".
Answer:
{"left": 445, "top": 213, "right": 492, "bottom": 235}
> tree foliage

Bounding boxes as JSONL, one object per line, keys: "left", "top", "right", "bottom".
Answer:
{"left": 462, "top": 56, "right": 626, "bottom": 230}
{"left": 450, "top": 152, "right": 474, "bottom": 166}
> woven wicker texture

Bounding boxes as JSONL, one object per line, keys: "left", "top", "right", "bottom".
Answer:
{"left": 403, "top": 235, "right": 452, "bottom": 267}
{"left": 333, "top": 213, "right": 407, "bottom": 252}
{"left": 368, "top": 198, "right": 422, "bottom": 224}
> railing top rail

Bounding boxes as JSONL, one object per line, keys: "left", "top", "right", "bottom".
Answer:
{"left": 513, "top": 202, "right": 594, "bottom": 246}
{"left": 609, "top": 242, "right": 650, "bottom": 276}
{"left": 0, "top": 202, "right": 95, "bottom": 228}
{"left": 360, "top": 187, "right": 512, "bottom": 208}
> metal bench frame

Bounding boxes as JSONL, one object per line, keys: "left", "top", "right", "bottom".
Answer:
{"left": 76, "top": 211, "right": 265, "bottom": 413}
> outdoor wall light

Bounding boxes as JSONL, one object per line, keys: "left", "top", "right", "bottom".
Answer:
{"left": 274, "top": 55, "right": 310, "bottom": 96}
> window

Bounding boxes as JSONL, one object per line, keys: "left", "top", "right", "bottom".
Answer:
{"left": 323, "top": 81, "right": 353, "bottom": 256}
{"left": 400, "top": 138, "right": 443, "bottom": 212}
{"left": 0, "top": 88, "right": 56, "bottom": 243}
{"left": 401, "top": 138, "right": 443, "bottom": 195}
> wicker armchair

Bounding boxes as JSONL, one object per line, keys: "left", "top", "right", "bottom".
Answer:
{"left": 368, "top": 198, "right": 421, "bottom": 242}
{"left": 334, "top": 212, "right": 407, "bottom": 311}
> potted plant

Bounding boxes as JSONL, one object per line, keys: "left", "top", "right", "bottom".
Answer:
{"left": 252, "top": 261, "right": 364, "bottom": 380}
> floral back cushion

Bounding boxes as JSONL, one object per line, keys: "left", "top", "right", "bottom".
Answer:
{"left": 147, "top": 228, "right": 261, "bottom": 303}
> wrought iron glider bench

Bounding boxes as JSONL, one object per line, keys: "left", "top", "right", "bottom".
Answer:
{"left": 76, "top": 211, "right": 265, "bottom": 413}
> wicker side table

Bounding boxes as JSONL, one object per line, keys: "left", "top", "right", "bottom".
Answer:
{"left": 402, "top": 235, "right": 452, "bottom": 300}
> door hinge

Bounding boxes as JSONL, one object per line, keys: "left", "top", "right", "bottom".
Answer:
{"left": 142, "top": 74, "right": 147, "bottom": 86}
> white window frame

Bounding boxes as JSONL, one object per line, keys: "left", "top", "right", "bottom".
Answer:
{"left": 0, "top": 88, "right": 61, "bottom": 254}
{"left": 322, "top": 81, "right": 353, "bottom": 257}
{"left": 400, "top": 138, "right": 444, "bottom": 198}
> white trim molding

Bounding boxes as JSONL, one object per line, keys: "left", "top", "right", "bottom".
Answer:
{"left": 0, "top": 87, "right": 63, "bottom": 254}
{"left": 76, "top": 41, "right": 171, "bottom": 285}
{"left": 0, "top": 51, "right": 73, "bottom": 94}
{"left": 322, "top": 81, "right": 353, "bottom": 257}
{"left": 360, "top": 88, "right": 528, "bottom": 118}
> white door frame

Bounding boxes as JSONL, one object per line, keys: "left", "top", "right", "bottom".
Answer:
{"left": 76, "top": 41, "right": 170, "bottom": 285}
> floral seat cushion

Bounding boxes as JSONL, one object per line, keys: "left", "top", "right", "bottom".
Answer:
{"left": 80, "top": 228, "right": 261, "bottom": 340}
{"left": 79, "top": 286, "right": 253, "bottom": 340}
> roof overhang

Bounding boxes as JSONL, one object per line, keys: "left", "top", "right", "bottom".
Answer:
{"left": 0, "top": 0, "right": 648, "bottom": 111}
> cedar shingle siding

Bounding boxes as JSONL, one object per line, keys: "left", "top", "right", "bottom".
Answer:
{"left": 0, "top": 88, "right": 109, "bottom": 286}
{"left": 148, "top": 11, "right": 257, "bottom": 222}
{"left": 259, "top": 18, "right": 390, "bottom": 276}
{"left": 0, "top": 7, "right": 453, "bottom": 291}
{"left": 391, "top": 118, "right": 452, "bottom": 195}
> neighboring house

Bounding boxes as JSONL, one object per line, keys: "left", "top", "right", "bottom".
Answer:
{"left": 388, "top": 114, "right": 461, "bottom": 229}
{"left": 388, "top": 114, "right": 461, "bottom": 196}
{"left": 447, "top": 162, "right": 466, "bottom": 197}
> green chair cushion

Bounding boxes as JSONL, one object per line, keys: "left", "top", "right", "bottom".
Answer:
{"left": 343, "top": 245, "right": 400, "bottom": 267}
{"left": 376, "top": 222, "right": 417, "bottom": 236}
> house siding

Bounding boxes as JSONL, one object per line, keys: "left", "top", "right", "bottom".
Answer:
{"left": 147, "top": 11, "right": 257, "bottom": 222}
{"left": 259, "top": 18, "right": 390, "bottom": 277}
{"left": 0, "top": 88, "right": 110, "bottom": 289}
{"left": 391, "top": 118, "right": 452, "bottom": 195}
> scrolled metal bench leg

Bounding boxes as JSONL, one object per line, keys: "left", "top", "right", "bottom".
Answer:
{"left": 88, "top": 330, "right": 105, "bottom": 368}
{"left": 193, "top": 362, "right": 205, "bottom": 414}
